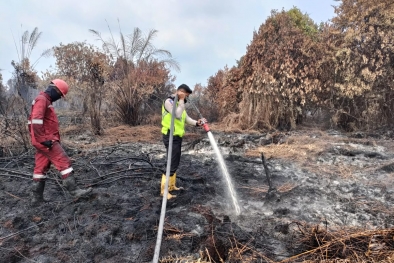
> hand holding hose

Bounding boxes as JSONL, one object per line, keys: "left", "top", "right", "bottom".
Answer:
{"left": 197, "top": 118, "right": 210, "bottom": 132}
{"left": 196, "top": 118, "right": 207, "bottom": 126}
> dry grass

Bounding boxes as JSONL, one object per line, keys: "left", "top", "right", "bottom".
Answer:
{"left": 245, "top": 129, "right": 386, "bottom": 179}
{"left": 61, "top": 123, "right": 90, "bottom": 136}
{"left": 61, "top": 124, "right": 163, "bottom": 150}
{"left": 100, "top": 124, "right": 162, "bottom": 143}
{"left": 161, "top": 224, "right": 394, "bottom": 262}
{"left": 209, "top": 118, "right": 263, "bottom": 134}
{"left": 279, "top": 225, "right": 394, "bottom": 263}
{"left": 246, "top": 131, "right": 330, "bottom": 161}
{"left": 0, "top": 137, "right": 19, "bottom": 154}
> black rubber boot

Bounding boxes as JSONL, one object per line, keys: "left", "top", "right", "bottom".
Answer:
{"left": 63, "top": 175, "right": 92, "bottom": 198}
{"left": 31, "top": 180, "right": 45, "bottom": 207}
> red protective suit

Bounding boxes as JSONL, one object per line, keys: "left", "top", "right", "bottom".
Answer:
{"left": 28, "top": 92, "right": 73, "bottom": 181}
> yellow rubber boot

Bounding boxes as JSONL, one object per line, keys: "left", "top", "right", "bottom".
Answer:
{"left": 169, "top": 173, "right": 183, "bottom": 191}
{"left": 161, "top": 174, "right": 175, "bottom": 199}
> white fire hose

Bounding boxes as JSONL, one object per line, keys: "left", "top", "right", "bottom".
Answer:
{"left": 152, "top": 94, "right": 178, "bottom": 263}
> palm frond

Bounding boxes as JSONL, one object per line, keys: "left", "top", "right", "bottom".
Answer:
{"left": 128, "top": 27, "right": 143, "bottom": 60}
{"left": 91, "top": 22, "right": 180, "bottom": 73}
{"left": 152, "top": 49, "right": 172, "bottom": 58}
{"left": 10, "top": 28, "right": 21, "bottom": 62}
{"left": 89, "top": 29, "right": 101, "bottom": 38}
{"left": 21, "top": 30, "right": 29, "bottom": 60}
{"left": 28, "top": 27, "right": 41, "bottom": 58}
{"left": 107, "top": 19, "right": 121, "bottom": 59}
{"left": 90, "top": 27, "right": 117, "bottom": 60}
{"left": 31, "top": 48, "right": 52, "bottom": 68}
{"left": 160, "top": 58, "right": 181, "bottom": 72}
{"left": 120, "top": 32, "right": 127, "bottom": 60}
{"left": 137, "top": 29, "right": 158, "bottom": 62}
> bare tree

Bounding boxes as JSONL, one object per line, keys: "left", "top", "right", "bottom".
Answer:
{"left": 53, "top": 42, "right": 110, "bottom": 135}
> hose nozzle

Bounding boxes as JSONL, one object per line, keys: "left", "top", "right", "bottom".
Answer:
{"left": 201, "top": 121, "right": 210, "bottom": 132}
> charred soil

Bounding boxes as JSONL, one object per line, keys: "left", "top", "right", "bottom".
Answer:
{"left": 1, "top": 125, "right": 394, "bottom": 262}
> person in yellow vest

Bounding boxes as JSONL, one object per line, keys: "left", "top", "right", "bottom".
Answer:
{"left": 161, "top": 84, "right": 207, "bottom": 199}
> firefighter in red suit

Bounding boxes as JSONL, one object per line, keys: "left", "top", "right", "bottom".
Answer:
{"left": 28, "top": 79, "right": 92, "bottom": 206}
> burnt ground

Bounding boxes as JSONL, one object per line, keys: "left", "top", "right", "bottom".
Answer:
{"left": 1, "top": 125, "right": 394, "bottom": 262}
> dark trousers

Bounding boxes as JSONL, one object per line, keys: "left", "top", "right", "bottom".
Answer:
{"left": 163, "top": 133, "right": 183, "bottom": 175}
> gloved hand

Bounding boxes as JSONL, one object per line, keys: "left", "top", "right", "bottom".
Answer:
{"left": 40, "top": 140, "right": 53, "bottom": 149}
{"left": 196, "top": 118, "right": 207, "bottom": 126}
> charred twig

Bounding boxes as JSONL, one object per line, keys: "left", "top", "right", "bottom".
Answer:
{"left": 65, "top": 219, "right": 73, "bottom": 234}
{"left": 13, "top": 246, "right": 37, "bottom": 263}
{"left": 0, "top": 167, "right": 31, "bottom": 177}
{"left": 0, "top": 173, "right": 31, "bottom": 180}
{"left": 0, "top": 221, "right": 46, "bottom": 242}
{"left": 261, "top": 152, "right": 280, "bottom": 202}
{"left": 260, "top": 152, "right": 274, "bottom": 192}
{"left": 89, "top": 162, "right": 101, "bottom": 178}
{"left": 85, "top": 175, "right": 152, "bottom": 187}
{"left": 72, "top": 158, "right": 102, "bottom": 178}
{"left": 163, "top": 222, "right": 183, "bottom": 235}
{"left": 85, "top": 166, "right": 163, "bottom": 179}
{"left": 47, "top": 173, "right": 69, "bottom": 197}
{"left": 3, "top": 149, "right": 34, "bottom": 168}
{"left": 4, "top": 191, "right": 25, "bottom": 200}
{"left": 91, "top": 157, "right": 155, "bottom": 167}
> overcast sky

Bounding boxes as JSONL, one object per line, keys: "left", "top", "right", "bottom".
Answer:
{"left": 0, "top": 0, "right": 337, "bottom": 88}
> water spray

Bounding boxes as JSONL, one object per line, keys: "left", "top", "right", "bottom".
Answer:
{"left": 190, "top": 102, "right": 241, "bottom": 215}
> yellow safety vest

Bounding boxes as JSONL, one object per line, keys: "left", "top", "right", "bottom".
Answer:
{"left": 161, "top": 98, "right": 187, "bottom": 137}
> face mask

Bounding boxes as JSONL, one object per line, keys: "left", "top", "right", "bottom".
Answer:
{"left": 45, "top": 86, "right": 62, "bottom": 102}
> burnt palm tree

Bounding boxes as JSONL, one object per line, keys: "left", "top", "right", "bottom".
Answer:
{"left": 90, "top": 24, "right": 179, "bottom": 71}
{"left": 90, "top": 22, "right": 180, "bottom": 125}
{"left": 11, "top": 27, "right": 51, "bottom": 115}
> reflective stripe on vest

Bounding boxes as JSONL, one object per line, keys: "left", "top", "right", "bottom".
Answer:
{"left": 161, "top": 101, "right": 186, "bottom": 137}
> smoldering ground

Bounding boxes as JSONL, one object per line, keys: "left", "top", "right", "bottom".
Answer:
{"left": 1, "top": 128, "right": 394, "bottom": 262}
